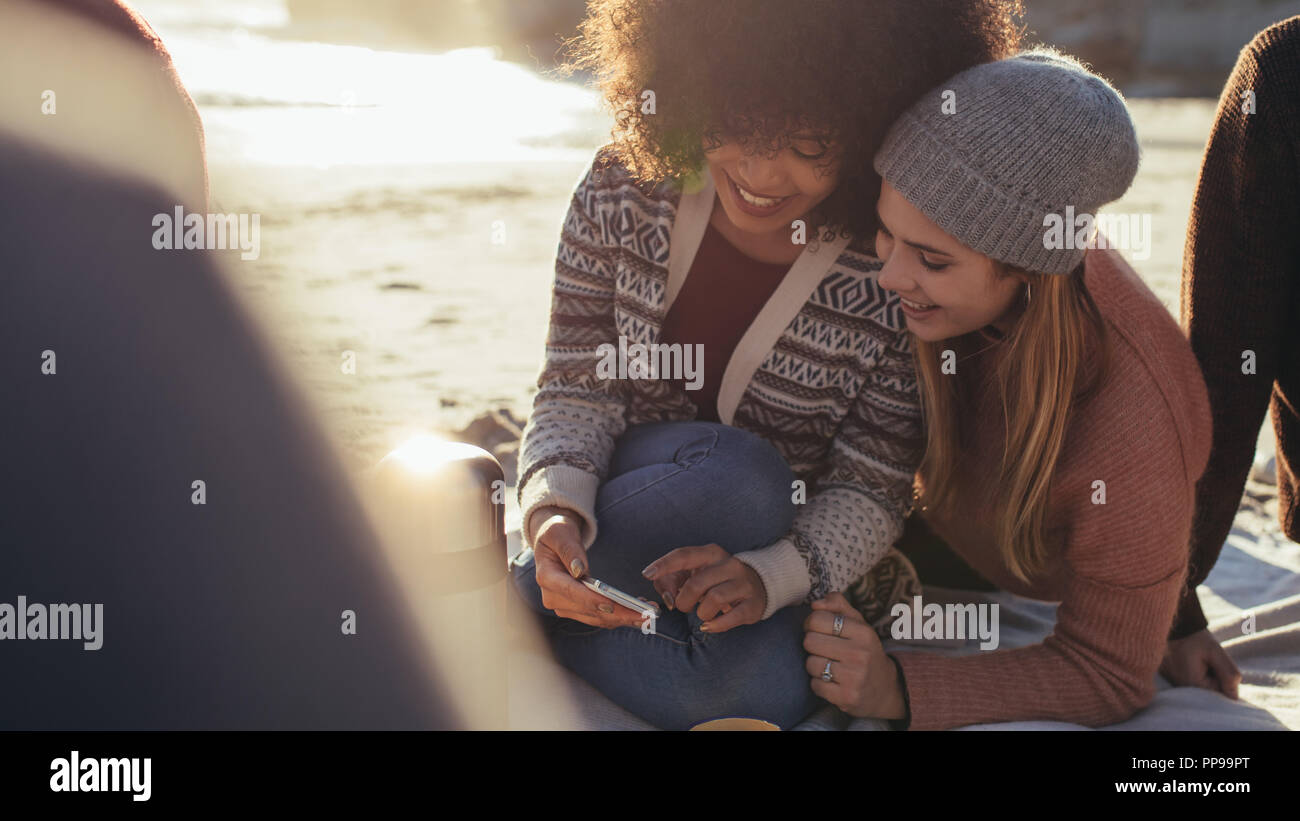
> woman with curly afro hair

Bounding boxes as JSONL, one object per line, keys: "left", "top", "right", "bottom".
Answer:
{"left": 509, "top": 0, "right": 1024, "bottom": 730}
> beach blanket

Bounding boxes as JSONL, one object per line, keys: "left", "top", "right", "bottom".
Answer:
{"left": 506, "top": 477, "right": 1300, "bottom": 730}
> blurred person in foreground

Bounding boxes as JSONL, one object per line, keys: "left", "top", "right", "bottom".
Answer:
{"left": 0, "top": 0, "right": 453, "bottom": 729}
{"left": 1, "top": 0, "right": 208, "bottom": 208}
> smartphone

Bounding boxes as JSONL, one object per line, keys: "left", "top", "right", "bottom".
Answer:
{"left": 582, "top": 576, "right": 660, "bottom": 618}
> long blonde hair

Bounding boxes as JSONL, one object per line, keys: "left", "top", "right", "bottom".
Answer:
{"left": 912, "top": 261, "right": 1111, "bottom": 583}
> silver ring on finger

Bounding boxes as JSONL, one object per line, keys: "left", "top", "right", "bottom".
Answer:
{"left": 832, "top": 614, "right": 845, "bottom": 637}
{"left": 821, "top": 660, "right": 834, "bottom": 682}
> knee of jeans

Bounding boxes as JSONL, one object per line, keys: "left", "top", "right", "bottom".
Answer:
{"left": 702, "top": 426, "right": 797, "bottom": 525}
{"left": 684, "top": 628, "right": 818, "bottom": 728}
{"left": 715, "top": 425, "right": 793, "bottom": 479}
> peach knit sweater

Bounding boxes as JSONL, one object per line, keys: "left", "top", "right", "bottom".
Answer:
{"left": 894, "top": 247, "right": 1212, "bottom": 730}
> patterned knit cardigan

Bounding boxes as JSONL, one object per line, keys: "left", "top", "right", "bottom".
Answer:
{"left": 517, "top": 146, "right": 924, "bottom": 620}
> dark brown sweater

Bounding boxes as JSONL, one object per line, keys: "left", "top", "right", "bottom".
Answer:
{"left": 1177, "top": 16, "right": 1300, "bottom": 640}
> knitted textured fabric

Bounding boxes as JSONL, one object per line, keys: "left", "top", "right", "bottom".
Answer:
{"left": 895, "top": 247, "right": 1213, "bottom": 730}
{"left": 873, "top": 48, "right": 1139, "bottom": 275}
{"left": 845, "top": 548, "right": 923, "bottom": 636}
{"left": 1177, "top": 16, "right": 1300, "bottom": 639}
{"left": 517, "top": 147, "right": 925, "bottom": 620}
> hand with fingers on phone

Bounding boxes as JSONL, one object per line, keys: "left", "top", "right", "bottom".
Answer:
{"left": 528, "top": 505, "right": 649, "bottom": 629}
{"left": 641, "top": 543, "right": 767, "bottom": 633}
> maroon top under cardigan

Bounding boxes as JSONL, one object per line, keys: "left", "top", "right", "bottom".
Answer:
{"left": 658, "top": 221, "right": 792, "bottom": 422}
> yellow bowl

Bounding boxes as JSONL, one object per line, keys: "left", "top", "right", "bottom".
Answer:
{"left": 688, "top": 717, "right": 780, "bottom": 731}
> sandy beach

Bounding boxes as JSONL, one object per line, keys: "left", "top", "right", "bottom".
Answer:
{"left": 211, "top": 99, "right": 1282, "bottom": 471}
{"left": 4, "top": 0, "right": 1296, "bottom": 743}
{"left": 129, "top": 0, "right": 1279, "bottom": 494}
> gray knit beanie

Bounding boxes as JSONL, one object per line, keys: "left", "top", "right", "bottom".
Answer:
{"left": 873, "top": 48, "right": 1139, "bottom": 275}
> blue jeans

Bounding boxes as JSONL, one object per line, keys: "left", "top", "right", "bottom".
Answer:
{"left": 510, "top": 420, "right": 824, "bottom": 730}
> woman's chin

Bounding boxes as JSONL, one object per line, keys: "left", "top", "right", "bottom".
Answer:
{"left": 903, "top": 317, "right": 946, "bottom": 342}
{"left": 721, "top": 200, "right": 792, "bottom": 234}
{"left": 903, "top": 312, "right": 987, "bottom": 343}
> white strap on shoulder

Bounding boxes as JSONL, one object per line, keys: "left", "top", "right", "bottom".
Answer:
{"left": 664, "top": 172, "right": 716, "bottom": 314}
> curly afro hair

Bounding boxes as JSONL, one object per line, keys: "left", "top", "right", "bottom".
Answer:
{"left": 562, "top": 0, "right": 1025, "bottom": 240}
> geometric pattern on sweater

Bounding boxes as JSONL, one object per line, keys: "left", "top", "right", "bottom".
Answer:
{"left": 845, "top": 547, "right": 925, "bottom": 638}
{"left": 518, "top": 145, "right": 924, "bottom": 604}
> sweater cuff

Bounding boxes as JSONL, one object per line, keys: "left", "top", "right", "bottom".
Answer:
{"left": 890, "top": 651, "right": 947, "bottom": 730}
{"left": 733, "top": 537, "right": 811, "bottom": 621}
{"left": 1169, "top": 583, "right": 1209, "bottom": 641}
{"left": 518, "top": 464, "right": 601, "bottom": 551}
{"left": 886, "top": 654, "right": 912, "bottom": 731}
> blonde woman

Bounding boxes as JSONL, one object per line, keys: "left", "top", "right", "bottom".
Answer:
{"left": 802, "top": 50, "right": 1214, "bottom": 729}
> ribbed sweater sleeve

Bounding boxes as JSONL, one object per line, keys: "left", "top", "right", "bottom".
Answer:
{"left": 735, "top": 329, "right": 925, "bottom": 618}
{"left": 896, "top": 366, "right": 1196, "bottom": 730}
{"left": 516, "top": 152, "right": 630, "bottom": 550}
{"left": 1177, "top": 18, "right": 1300, "bottom": 639}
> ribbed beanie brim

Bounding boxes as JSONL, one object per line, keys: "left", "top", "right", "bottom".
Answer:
{"left": 873, "top": 49, "right": 1140, "bottom": 275}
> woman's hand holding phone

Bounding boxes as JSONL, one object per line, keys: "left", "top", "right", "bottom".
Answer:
{"left": 529, "top": 505, "right": 646, "bottom": 629}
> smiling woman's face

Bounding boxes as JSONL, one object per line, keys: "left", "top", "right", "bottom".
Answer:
{"left": 874, "top": 181, "right": 1026, "bottom": 343}
{"left": 703, "top": 133, "right": 840, "bottom": 237}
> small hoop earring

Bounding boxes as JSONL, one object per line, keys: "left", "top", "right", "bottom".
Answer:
{"left": 1024, "top": 282, "right": 1032, "bottom": 306}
